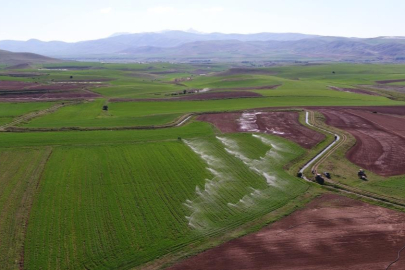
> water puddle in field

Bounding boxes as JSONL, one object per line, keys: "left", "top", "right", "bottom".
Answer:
{"left": 238, "top": 112, "right": 286, "bottom": 135}
{"left": 238, "top": 112, "right": 262, "bottom": 132}
{"left": 183, "top": 134, "right": 294, "bottom": 231}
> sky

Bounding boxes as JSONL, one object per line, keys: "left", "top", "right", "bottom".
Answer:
{"left": 1, "top": 0, "right": 405, "bottom": 42}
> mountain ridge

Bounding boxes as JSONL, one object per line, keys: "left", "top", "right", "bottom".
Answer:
{"left": 1, "top": 31, "right": 405, "bottom": 61}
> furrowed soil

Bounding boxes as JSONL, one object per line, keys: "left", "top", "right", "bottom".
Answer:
{"left": 329, "top": 86, "right": 380, "bottom": 96}
{"left": 167, "top": 194, "right": 405, "bottom": 270}
{"left": 317, "top": 107, "right": 405, "bottom": 176}
{"left": 0, "top": 80, "right": 102, "bottom": 100}
{"left": 376, "top": 79, "right": 405, "bottom": 84}
{"left": 197, "top": 111, "right": 325, "bottom": 149}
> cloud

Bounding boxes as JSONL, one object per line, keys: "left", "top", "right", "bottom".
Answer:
{"left": 99, "top": 7, "right": 112, "bottom": 14}
{"left": 147, "top": 6, "right": 176, "bottom": 14}
{"left": 203, "top": 7, "right": 224, "bottom": 13}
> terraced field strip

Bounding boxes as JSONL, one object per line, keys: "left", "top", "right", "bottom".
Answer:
{"left": 0, "top": 147, "right": 52, "bottom": 270}
{"left": 11, "top": 113, "right": 195, "bottom": 132}
{"left": 0, "top": 102, "right": 79, "bottom": 131}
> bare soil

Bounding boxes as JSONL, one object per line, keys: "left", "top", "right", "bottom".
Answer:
{"left": 0, "top": 80, "right": 102, "bottom": 100}
{"left": 361, "top": 84, "right": 405, "bottom": 94}
{"left": 197, "top": 111, "right": 325, "bottom": 149}
{"left": 168, "top": 194, "right": 405, "bottom": 270}
{"left": 306, "top": 106, "right": 405, "bottom": 116}
{"left": 376, "top": 79, "right": 405, "bottom": 84}
{"left": 329, "top": 86, "right": 380, "bottom": 96}
{"left": 317, "top": 108, "right": 405, "bottom": 176}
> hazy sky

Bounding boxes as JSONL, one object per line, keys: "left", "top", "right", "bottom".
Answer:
{"left": 1, "top": 0, "right": 405, "bottom": 42}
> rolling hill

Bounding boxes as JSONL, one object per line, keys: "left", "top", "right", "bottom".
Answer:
{"left": 0, "top": 49, "right": 61, "bottom": 66}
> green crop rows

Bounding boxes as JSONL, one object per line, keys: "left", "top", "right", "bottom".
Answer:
{"left": 21, "top": 133, "right": 306, "bottom": 269}
{"left": 0, "top": 148, "right": 51, "bottom": 269}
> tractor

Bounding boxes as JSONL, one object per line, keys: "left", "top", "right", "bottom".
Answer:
{"left": 358, "top": 169, "right": 368, "bottom": 181}
{"left": 315, "top": 174, "right": 325, "bottom": 185}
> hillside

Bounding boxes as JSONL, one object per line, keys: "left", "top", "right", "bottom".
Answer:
{"left": 0, "top": 31, "right": 318, "bottom": 56}
{"left": 0, "top": 49, "right": 61, "bottom": 65}
{"left": 121, "top": 38, "right": 405, "bottom": 61}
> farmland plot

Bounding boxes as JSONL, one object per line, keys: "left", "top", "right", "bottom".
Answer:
{"left": 24, "top": 142, "right": 210, "bottom": 269}
{"left": 0, "top": 148, "right": 52, "bottom": 270}
{"left": 0, "top": 102, "right": 54, "bottom": 127}
{"left": 24, "top": 134, "right": 307, "bottom": 269}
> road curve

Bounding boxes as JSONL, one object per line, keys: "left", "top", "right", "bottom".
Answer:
{"left": 299, "top": 111, "right": 340, "bottom": 175}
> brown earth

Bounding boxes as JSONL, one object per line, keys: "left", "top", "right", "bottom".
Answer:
{"left": 360, "top": 84, "right": 405, "bottom": 94}
{"left": 0, "top": 80, "right": 103, "bottom": 100}
{"left": 5, "top": 63, "right": 33, "bottom": 70}
{"left": 168, "top": 194, "right": 405, "bottom": 270}
{"left": 306, "top": 106, "right": 405, "bottom": 116}
{"left": 317, "top": 108, "right": 405, "bottom": 176}
{"left": 329, "top": 86, "right": 380, "bottom": 96}
{"left": 110, "top": 91, "right": 262, "bottom": 102}
{"left": 0, "top": 90, "right": 100, "bottom": 101}
{"left": 197, "top": 111, "right": 325, "bottom": 149}
{"left": 0, "top": 81, "right": 39, "bottom": 90}
{"left": 376, "top": 79, "right": 405, "bottom": 84}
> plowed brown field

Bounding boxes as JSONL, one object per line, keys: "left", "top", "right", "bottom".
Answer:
{"left": 197, "top": 111, "right": 325, "bottom": 149}
{"left": 168, "top": 194, "right": 405, "bottom": 270}
{"left": 329, "top": 86, "right": 380, "bottom": 96}
{"left": 0, "top": 80, "right": 101, "bottom": 100}
{"left": 318, "top": 108, "right": 405, "bottom": 176}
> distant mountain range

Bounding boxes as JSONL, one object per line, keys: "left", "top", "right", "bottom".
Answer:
{"left": 1, "top": 31, "right": 405, "bottom": 62}
{"left": 0, "top": 49, "right": 60, "bottom": 66}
